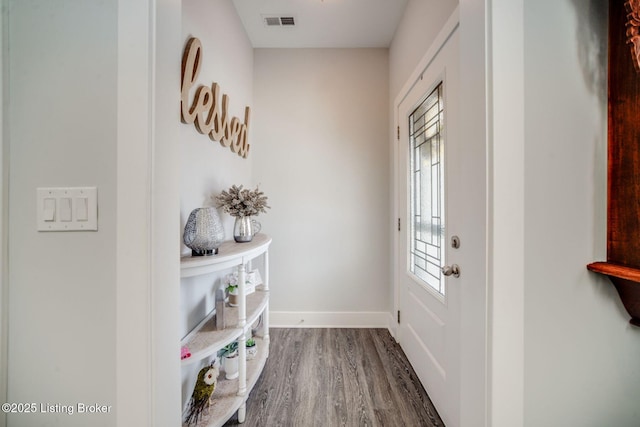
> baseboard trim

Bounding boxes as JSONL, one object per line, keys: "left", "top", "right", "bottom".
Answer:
{"left": 271, "top": 311, "right": 390, "bottom": 328}
{"left": 386, "top": 312, "right": 398, "bottom": 338}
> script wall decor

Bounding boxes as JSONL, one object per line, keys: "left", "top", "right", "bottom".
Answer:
{"left": 181, "top": 37, "right": 251, "bottom": 159}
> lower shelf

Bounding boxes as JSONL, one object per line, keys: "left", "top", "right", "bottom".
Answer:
{"left": 183, "top": 337, "right": 269, "bottom": 427}
{"left": 181, "top": 290, "right": 269, "bottom": 366}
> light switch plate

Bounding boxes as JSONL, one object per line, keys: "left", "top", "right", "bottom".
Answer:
{"left": 37, "top": 187, "right": 98, "bottom": 231}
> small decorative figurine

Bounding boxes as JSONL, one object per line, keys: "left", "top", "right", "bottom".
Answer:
{"left": 184, "top": 362, "right": 219, "bottom": 426}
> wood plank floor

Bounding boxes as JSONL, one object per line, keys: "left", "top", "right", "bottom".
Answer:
{"left": 223, "top": 328, "right": 444, "bottom": 427}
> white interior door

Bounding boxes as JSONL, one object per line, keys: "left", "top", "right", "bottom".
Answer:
{"left": 397, "top": 28, "right": 462, "bottom": 427}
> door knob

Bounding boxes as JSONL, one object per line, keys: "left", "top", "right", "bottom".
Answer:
{"left": 442, "top": 264, "right": 460, "bottom": 278}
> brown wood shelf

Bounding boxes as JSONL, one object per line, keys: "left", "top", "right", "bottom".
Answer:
{"left": 587, "top": 262, "right": 640, "bottom": 326}
{"left": 590, "top": 2, "right": 640, "bottom": 328}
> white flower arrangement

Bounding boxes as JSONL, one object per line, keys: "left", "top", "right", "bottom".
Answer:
{"left": 223, "top": 270, "right": 261, "bottom": 295}
{"left": 214, "top": 185, "right": 270, "bottom": 218}
{"left": 223, "top": 272, "right": 239, "bottom": 293}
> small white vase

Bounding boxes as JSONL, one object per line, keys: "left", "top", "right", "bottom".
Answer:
{"left": 223, "top": 353, "right": 239, "bottom": 379}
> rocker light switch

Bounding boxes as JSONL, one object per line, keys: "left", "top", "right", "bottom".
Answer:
{"left": 37, "top": 187, "right": 98, "bottom": 231}
{"left": 43, "top": 198, "right": 56, "bottom": 221}
{"left": 60, "top": 198, "right": 72, "bottom": 222}
{"left": 76, "top": 197, "right": 88, "bottom": 221}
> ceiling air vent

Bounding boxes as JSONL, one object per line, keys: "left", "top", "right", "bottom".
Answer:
{"left": 280, "top": 16, "right": 295, "bottom": 26}
{"left": 263, "top": 15, "right": 296, "bottom": 27}
{"left": 264, "top": 16, "right": 281, "bottom": 26}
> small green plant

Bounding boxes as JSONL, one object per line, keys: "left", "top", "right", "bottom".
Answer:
{"left": 219, "top": 341, "right": 238, "bottom": 358}
{"left": 246, "top": 338, "right": 255, "bottom": 347}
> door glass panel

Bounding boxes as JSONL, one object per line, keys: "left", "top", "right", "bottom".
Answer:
{"left": 409, "top": 82, "right": 445, "bottom": 295}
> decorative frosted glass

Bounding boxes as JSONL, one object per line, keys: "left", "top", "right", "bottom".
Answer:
{"left": 409, "top": 83, "right": 445, "bottom": 295}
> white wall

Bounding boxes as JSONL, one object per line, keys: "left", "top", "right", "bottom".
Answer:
{"left": 252, "top": 48, "right": 389, "bottom": 326}
{"left": 4, "top": 1, "right": 182, "bottom": 426}
{"left": 181, "top": 0, "right": 253, "bottom": 239}
{"left": 521, "top": 1, "right": 640, "bottom": 425}
{"left": 490, "top": 0, "right": 640, "bottom": 426}
{"left": 180, "top": 0, "right": 253, "bottom": 336}
{"left": 6, "top": 2, "right": 117, "bottom": 426}
{"left": 389, "top": 0, "right": 459, "bottom": 103}
{"left": 180, "top": 0, "right": 254, "bottom": 410}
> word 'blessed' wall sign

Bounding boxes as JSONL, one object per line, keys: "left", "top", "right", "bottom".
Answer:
{"left": 181, "top": 37, "right": 251, "bottom": 158}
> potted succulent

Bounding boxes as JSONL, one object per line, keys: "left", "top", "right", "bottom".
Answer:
{"left": 246, "top": 337, "right": 257, "bottom": 360}
{"left": 220, "top": 341, "right": 239, "bottom": 380}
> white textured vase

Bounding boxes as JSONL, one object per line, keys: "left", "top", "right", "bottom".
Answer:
{"left": 183, "top": 207, "right": 225, "bottom": 256}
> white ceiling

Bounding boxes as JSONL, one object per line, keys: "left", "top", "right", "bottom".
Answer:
{"left": 231, "top": 0, "right": 410, "bottom": 48}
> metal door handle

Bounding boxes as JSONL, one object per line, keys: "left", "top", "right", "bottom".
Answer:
{"left": 442, "top": 264, "right": 460, "bottom": 278}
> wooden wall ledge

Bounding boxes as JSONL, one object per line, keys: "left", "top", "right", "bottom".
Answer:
{"left": 587, "top": 262, "right": 640, "bottom": 326}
